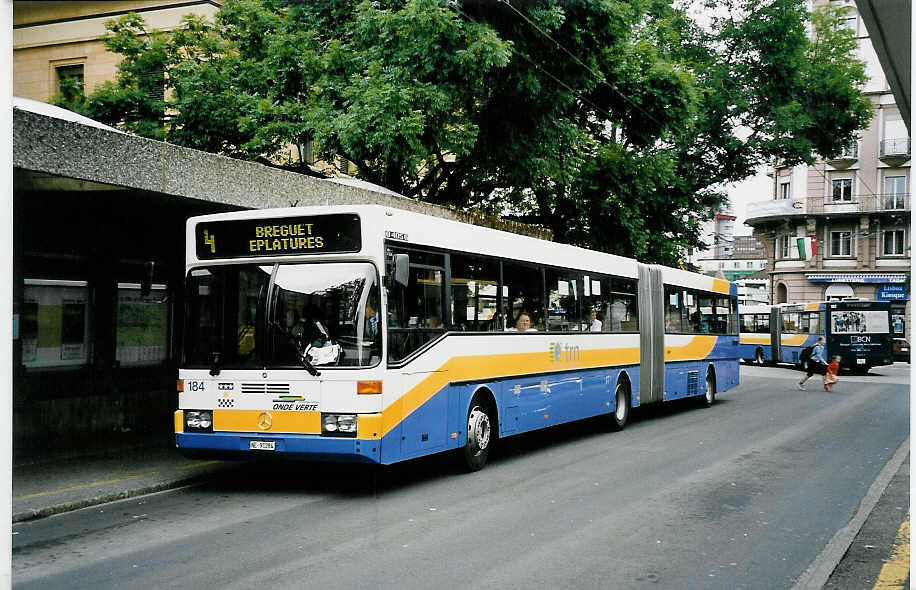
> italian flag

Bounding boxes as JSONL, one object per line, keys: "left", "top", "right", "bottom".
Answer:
{"left": 797, "top": 236, "right": 818, "bottom": 260}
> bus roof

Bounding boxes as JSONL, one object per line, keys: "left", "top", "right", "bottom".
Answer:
{"left": 186, "top": 204, "right": 734, "bottom": 293}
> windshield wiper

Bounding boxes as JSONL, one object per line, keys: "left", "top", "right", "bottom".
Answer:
{"left": 268, "top": 320, "right": 321, "bottom": 376}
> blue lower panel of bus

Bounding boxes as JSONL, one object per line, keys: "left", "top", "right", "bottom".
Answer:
{"left": 176, "top": 432, "right": 382, "bottom": 464}
{"left": 662, "top": 359, "right": 739, "bottom": 401}
{"left": 178, "top": 360, "right": 737, "bottom": 466}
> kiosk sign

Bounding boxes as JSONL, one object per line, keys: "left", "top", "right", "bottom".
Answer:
{"left": 196, "top": 214, "right": 361, "bottom": 259}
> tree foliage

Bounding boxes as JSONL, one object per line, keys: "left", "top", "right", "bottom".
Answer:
{"left": 65, "top": 0, "right": 871, "bottom": 264}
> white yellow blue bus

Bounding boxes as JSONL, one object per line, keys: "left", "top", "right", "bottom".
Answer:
{"left": 175, "top": 205, "right": 739, "bottom": 470}
{"left": 739, "top": 300, "right": 894, "bottom": 373}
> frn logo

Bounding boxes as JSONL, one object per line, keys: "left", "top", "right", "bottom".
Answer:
{"left": 549, "top": 342, "right": 580, "bottom": 363}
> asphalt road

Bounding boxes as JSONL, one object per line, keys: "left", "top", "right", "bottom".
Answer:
{"left": 12, "top": 363, "right": 910, "bottom": 590}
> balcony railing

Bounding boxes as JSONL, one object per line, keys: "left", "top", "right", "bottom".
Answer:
{"left": 879, "top": 138, "right": 911, "bottom": 166}
{"left": 746, "top": 193, "right": 910, "bottom": 224}
{"left": 826, "top": 143, "right": 858, "bottom": 169}
{"left": 745, "top": 198, "right": 806, "bottom": 223}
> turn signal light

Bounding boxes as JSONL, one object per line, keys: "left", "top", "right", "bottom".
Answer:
{"left": 177, "top": 379, "right": 184, "bottom": 392}
{"left": 357, "top": 380, "right": 383, "bottom": 395}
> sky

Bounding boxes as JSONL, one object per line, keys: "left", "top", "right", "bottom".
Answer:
{"left": 725, "top": 167, "right": 773, "bottom": 236}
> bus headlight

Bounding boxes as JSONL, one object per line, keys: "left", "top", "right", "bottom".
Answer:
{"left": 322, "top": 413, "right": 357, "bottom": 437}
{"left": 185, "top": 410, "right": 213, "bottom": 432}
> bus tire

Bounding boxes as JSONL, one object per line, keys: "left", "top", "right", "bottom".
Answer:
{"left": 462, "top": 395, "right": 495, "bottom": 472}
{"left": 702, "top": 372, "right": 716, "bottom": 407}
{"left": 755, "top": 348, "right": 765, "bottom": 366}
{"left": 608, "top": 380, "right": 630, "bottom": 431}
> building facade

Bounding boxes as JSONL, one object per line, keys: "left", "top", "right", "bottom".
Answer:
{"left": 13, "top": 1, "right": 222, "bottom": 103}
{"left": 745, "top": 0, "right": 910, "bottom": 338}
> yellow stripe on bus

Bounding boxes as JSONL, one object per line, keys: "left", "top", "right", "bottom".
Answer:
{"left": 712, "top": 279, "right": 731, "bottom": 294}
{"left": 174, "top": 410, "right": 184, "bottom": 434}
{"left": 740, "top": 337, "right": 770, "bottom": 345}
{"left": 665, "top": 335, "right": 718, "bottom": 362}
{"left": 214, "top": 409, "right": 321, "bottom": 434}
{"left": 781, "top": 334, "right": 810, "bottom": 346}
{"left": 203, "top": 337, "right": 723, "bottom": 440}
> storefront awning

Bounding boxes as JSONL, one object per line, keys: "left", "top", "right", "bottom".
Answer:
{"left": 806, "top": 273, "right": 908, "bottom": 283}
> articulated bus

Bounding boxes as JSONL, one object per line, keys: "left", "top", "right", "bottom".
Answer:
{"left": 739, "top": 300, "right": 894, "bottom": 373}
{"left": 175, "top": 205, "right": 739, "bottom": 470}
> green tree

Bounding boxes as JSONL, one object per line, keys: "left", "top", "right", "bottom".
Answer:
{"left": 70, "top": 0, "right": 870, "bottom": 264}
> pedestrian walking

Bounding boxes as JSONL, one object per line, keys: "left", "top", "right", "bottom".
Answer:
{"left": 798, "top": 337, "right": 827, "bottom": 390}
{"left": 823, "top": 355, "right": 841, "bottom": 391}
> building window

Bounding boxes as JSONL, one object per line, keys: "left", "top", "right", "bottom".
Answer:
{"left": 830, "top": 231, "right": 853, "bottom": 256}
{"left": 778, "top": 182, "right": 790, "bottom": 200}
{"left": 831, "top": 179, "right": 852, "bottom": 202}
{"left": 21, "top": 279, "right": 91, "bottom": 368}
{"left": 55, "top": 64, "right": 84, "bottom": 102}
{"left": 115, "top": 283, "right": 170, "bottom": 366}
{"left": 778, "top": 235, "right": 798, "bottom": 259}
{"left": 883, "top": 176, "right": 907, "bottom": 210}
{"left": 882, "top": 230, "right": 905, "bottom": 256}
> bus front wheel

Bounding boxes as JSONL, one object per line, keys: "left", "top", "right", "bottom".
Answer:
{"left": 462, "top": 397, "right": 494, "bottom": 471}
{"left": 755, "top": 348, "right": 765, "bottom": 366}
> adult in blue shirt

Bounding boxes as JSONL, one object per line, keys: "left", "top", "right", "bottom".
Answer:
{"left": 798, "top": 337, "right": 827, "bottom": 390}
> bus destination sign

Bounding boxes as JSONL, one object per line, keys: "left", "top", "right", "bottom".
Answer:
{"left": 196, "top": 214, "right": 361, "bottom": 259}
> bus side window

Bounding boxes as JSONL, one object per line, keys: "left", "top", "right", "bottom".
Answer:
{"left": 610, "top": 277, "right": 638, "bottom": 332}
{"left": 782, "top": 312, "right": 799, "bottom": 333}
{"left": 386, "top": 248, "right": 445, "bottom": 362}
{"left": 546, "top": 267, "right": 584, "bottom": 331}
{"left": 808, "top": 312, "right": 821, "bottom": 334}
{"left": 665, "top": 285, "right": 683, "bottom": 333}
{"left": 502, "top": 261, "right": 545, "bottom": 331}
{"left": 449, "top": 253, "right": 499, "bottom": 332}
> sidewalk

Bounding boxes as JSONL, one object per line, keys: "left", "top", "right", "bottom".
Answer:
{"left": 12, "top": 432, "right": 232, "bottom": 523}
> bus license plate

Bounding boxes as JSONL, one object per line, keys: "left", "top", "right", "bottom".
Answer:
{"left": 857, "top": 358, "right": 866, "bottom": 365}
{"left": 250, "top": 440, "right": 276, "bottom": 451}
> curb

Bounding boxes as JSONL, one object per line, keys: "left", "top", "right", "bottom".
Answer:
{"left": 790, "top": 437, "right": 910, "bottom": 590}
{"left": 12, "top": 470, "right": 218, "bottom": 524}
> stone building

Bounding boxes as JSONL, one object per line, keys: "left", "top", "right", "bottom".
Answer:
{"left": 745, "top": 0, "right": 910, "bottom": 338}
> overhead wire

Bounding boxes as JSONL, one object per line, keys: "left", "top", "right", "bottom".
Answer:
{"left": 444, "top": 0, "right": 619, "bottom": 124}
{"left": 496, "top": 0, "right": 673, "bottom": 134}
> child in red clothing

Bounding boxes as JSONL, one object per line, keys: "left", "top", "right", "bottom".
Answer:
{"left": 823, "top": 356, "right": 840, "bottom": 391}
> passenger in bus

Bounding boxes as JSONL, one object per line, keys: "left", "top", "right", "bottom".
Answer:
{"left": 508, "top": 311, "right": 536, "bottom": 331}
{"left": 588, "top": 310, "right": 603, "bottom": 332}
{"left": 426, "top": 315, "right": 442, "bottom": 329}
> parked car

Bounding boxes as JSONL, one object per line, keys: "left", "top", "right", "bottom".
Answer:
{"left": 893, "top": 338, "right": 910, "bottom": 363}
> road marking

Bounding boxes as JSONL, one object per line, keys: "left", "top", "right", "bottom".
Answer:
{"left": 872, "top": 511, "right": 909, "bottom": 589}
{"left": 14, "top": 461, "right": 222, "bottom": 500}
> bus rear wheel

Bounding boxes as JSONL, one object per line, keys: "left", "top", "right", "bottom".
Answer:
{"left": 755, "top": 348, "right": 765, "bottom": 366}
{"left": 609, "top": 381, "right": 630, "bottom": 431}
{"left": 462, "top": 398, "right": 494, "bottom": 471}
{"left": 702, "top": 373, "right": 716, "bottom": 407}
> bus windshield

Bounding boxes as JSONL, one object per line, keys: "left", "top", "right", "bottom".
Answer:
{"left": 184, "top": 262, "right": 381, "bottom": 370}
